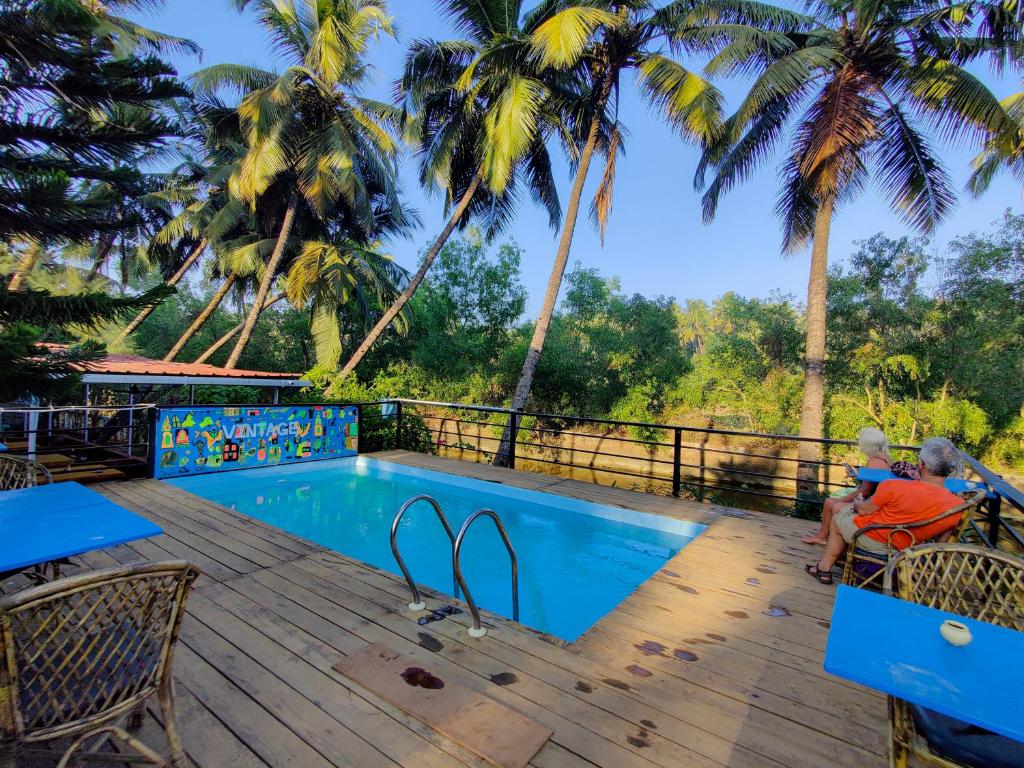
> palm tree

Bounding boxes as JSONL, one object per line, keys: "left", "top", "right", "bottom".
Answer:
{"left": 697, "top": 0, "right": 1010, "bottom": 493}
{"left": 117, "top": 98, "right": 254, "bottom": 351}
{"left": 497, "top": 0, "right": 724, "bottom": 464}
{"left": 193, "top": 0, "right": 404, "bottom": 369}
{"left": 970, "top": 84, "right": 1023, "bottom": 193}
{"left": 677, "top": 298, "right": 710, "bottom": 354}
{"left": 336, "top": 0, "right": 598, "bottom": 376}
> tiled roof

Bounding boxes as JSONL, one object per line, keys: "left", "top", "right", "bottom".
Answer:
{"left": 78, "top": 353, "right": 303, "bottom": 380}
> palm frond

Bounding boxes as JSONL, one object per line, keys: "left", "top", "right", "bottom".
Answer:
{"left": 873, "top": 101, "right": 956, "bottom": 232}
{"left": 482, "top": 76, "right": 549, "bottom": 193}
{"left": 529, "top": 6, "right": 618, "bottom": 69}
{"left": 635, "top": 53, "right": 723, "bottom": 144}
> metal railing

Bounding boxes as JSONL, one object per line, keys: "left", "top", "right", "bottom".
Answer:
{"left": 0, "top": 405, "right": 154, "bottom": 478}
{"left": 453, "top": 508, "right": 520, "bottom": 638}
{"left": 389, "top": 494, "right": 459, "bottom": 610}
{"left": 350, "top": 398, "right": 1024, "bottom": 552}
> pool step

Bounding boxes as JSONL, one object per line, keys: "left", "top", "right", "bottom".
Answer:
{"left": 334, "top": 642, "right": 552, "bottom": 768}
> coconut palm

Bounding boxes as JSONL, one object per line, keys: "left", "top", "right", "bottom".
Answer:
{"left": 336, "top": 0, "right": 603, "bottom": 376}
{"left": 696, "top": 0, "right": 1010, "bottom": 492}
{"left": 963, "top": 0, "right": 1023, "bottom": 194}
{"left": 677, "top": 298, "right": 710, "bottom": 354}
{"left": 496, "top": 0, "right": 724, "bottom": 464}
{"left": 969, "top": 84, "right": 1023, "bottom": 193}
{"left": 117, "top": 98, "right": 255, "bottom": 353}
{"left": 193, "top": 0, "right": 404, "bottom": 369}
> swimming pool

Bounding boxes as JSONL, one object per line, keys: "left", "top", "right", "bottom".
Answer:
{"left": 166, "top": 457, "right": 704, "bottom": 641}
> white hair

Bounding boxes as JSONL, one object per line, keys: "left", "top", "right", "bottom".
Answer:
{"left": 857, "top": 427, "right": 890, "bottom": 458}
{"left": 919, "top": 437, "right": 963, "bottom": 478}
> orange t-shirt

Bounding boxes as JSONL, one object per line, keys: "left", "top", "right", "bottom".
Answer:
{"left": 854, "top": 479, "right": 963, "bottom": 546}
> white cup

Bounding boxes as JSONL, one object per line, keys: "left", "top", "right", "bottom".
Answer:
{"left": 940, "top": 619, "right": 973, "bottom": 647}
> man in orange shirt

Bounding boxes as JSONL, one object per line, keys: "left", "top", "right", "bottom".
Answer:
{"left": 806, "top": 438, "right": 964, "bottom": 585}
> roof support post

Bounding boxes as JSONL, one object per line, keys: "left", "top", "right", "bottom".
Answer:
{"left": 273, "top": 387, "right": 280, "bottom": 404}
{"left": 189, "top": 385, "right": 195, "bottom": 405}
{"left": 83, "top": 383, "right": 90, "bottom": 442}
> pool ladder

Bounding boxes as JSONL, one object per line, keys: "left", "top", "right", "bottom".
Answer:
{"left": 390, "top": 495, "right": 519, "bottom": 638}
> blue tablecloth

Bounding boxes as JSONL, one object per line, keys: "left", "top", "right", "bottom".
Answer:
{"left": 0, "top": 482, "right": 162, "bottom": 573}
{"left": 824, "top": 585, "right": 1024, "bottom": 743}
{"left": 856, "top": 467, "right": 993, "bottom": 497}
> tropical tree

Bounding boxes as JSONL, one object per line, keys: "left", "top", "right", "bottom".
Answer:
{"left": 0, "top": 0, "right": 194, "bottom": 255}
{"left": 0, "top": 285, "right": 172, "bottom": 401}
{"left": 970, "top": 83, "right": 1024, "bottom": 192}
{"left": 497, "top": 0, "right": 724, "bottom": 463}
{"left": 676, "top": 298, "right": 711, "bottom": 354}
{"left": 696, "top": 0, "right": 1010, "bottom": 492}
{"left": 116, "top": 98, "right": 252, "bottom": 347}
{"left": 193, "top": 0, "right": 406, "bottom": 369}
{"left": 336, "top": 0, "right": 588, "bottom": 376}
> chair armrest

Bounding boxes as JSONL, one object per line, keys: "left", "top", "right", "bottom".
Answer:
{"left": 850, "top": 489, "right": 986, "bottom": 547}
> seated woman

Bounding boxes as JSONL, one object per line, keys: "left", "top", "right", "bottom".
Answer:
{"left": 805, "top": 438, "right": 964, "bottom": 584}
{"left": 801, "top": 427, "right": 892, "bottom": 545}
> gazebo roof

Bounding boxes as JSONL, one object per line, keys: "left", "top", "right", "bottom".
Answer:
{"left": 52, "top": 347, "right": 310, "bottom": 389}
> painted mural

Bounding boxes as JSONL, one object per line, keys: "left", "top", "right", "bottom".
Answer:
{"left": 153, "top": 405, "right": 358, "bottom": 478}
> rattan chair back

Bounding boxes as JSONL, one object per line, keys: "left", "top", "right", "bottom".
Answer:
{"left": 0, "top": 455, "right": 51, "bottom": 491}
{"left": 841, "top": 489, "right": 987, "bottom": 589}
{"left": 0, "top": 561, "right": 199, "bottom": 744}
{"left": 884, "top": 543, "right": 1024, "bottom": 630}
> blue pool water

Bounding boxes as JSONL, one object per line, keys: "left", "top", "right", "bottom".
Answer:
{"left": 167, "top": 457, "right": 704, "bottom": 641}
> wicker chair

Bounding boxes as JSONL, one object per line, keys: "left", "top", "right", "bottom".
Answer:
{"left": 0, "top": 561, "right": 200, "bottom": 768}
{"left": 883, "top": 544, "right": 1024, "bottom": 768}
{"left": 841, "top": 489, "right": 986, "bottom": 589}
{"left": 0, "top": 454, "right": 51, "bottom": 491}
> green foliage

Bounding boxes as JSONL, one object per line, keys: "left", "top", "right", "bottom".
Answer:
{"left": 0, "top": 0, "right": 191, "bottom": 244}
{"left": 0, "top": 282, "right": 172, "bottom": 402}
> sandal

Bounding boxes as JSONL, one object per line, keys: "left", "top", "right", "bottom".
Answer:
{"left": 805, "top": 563, "right": 833, "bottom": 585}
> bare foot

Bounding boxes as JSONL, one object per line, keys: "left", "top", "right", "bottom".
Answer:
{"left": 801, "top": 534, "right": 828, "bottom": 545}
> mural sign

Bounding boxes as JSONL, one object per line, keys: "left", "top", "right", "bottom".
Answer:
{"left": 153, "top": 405, "right": 358, "bottom": 479}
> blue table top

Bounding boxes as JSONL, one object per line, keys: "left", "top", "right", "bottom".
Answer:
{"left": 0, "top": 482, "right": 162, "bottom": 573}
{"left": 825, "top": 585, "right": 1024, "bottom": 743}
{"left": 856, "top": 467, "right": 993, "bottom": 497}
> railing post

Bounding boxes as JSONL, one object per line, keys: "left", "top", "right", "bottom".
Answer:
{"left": 507, "top": 411, "right": 519, "bottom": 470}
{"left": 672, "top": 428, "right": 682, "bottom": 498}
{"left": 395, "top": 401, "right": 403, "bottom": 450}
{"left": 354, "top": 404, "right": 363, "bottom": 454}
{"left": 986, "top": 495, "right": 1002, "bottom": 548}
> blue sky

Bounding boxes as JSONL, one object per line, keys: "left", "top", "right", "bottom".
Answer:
{"left": 136, "top": 0, "right": 1022, "bottom": 314}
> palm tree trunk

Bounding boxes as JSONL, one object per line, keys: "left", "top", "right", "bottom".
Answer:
{"left": 7, "top": 243, "right": 43, "bottom": 291}
{"left": 114, "top": 239, "right": 206, "bottom": 344}
{"left": 85, "top": 234, "right": 115, "bottom": 282}
{"left": 338, "top": 171, "right": 483, "bottom": 377}
{"left": 796, "top": 196, "right": 834, "bottom": 497}
{"left": 163, "top": 274, "right": 236, "bottom": 362}
{"left": 494, "top": 99, "right": 606, "bottom": 466}
{"left": 225, "top": 192, "right": 299, "bottom": 369}
{"left": 193, "top": 292, "right": 287, "bottom": 364}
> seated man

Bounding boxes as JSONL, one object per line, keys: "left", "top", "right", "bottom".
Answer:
{"left": 805, "top": 437, "right": 964, "bottom": 585}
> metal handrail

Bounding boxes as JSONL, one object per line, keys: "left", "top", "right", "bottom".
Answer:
{"left": 452, "top": 508, "right": 519, "bottom": 638}
{"left": 390, "top": 494, "right": 459, "bottom": 611}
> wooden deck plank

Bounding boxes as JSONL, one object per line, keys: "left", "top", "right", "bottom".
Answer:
{"left": 11, "top": 452, "right": 889, "bottom": 768}
{"left": 236, "top": 564, "right": 684, "bottom": 768}
{"left": 291, "top": 550, "right": 884, "bottom": 766}
{"left": 273, "top": 558, "right": 776, "bottom": 768}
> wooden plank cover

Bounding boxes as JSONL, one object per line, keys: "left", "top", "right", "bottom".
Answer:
{"left": 333, "top": 643, "right": 553, "bottom": 768}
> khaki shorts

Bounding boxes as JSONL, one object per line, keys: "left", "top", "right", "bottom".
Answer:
{"left": 834, "top": 505, "right": 889, "bottom": 554}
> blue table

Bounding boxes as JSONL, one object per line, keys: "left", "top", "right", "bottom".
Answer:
{"left": 0, "top": 482, "right": 163, "bottom": 574}
{"left": 856, "top": 467, "right": 993, "bottom": 497}
{"left": 824, "top": 585, "right": 1024, "bottom": 743}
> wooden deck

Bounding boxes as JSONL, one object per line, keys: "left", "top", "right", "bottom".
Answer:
{"left": 12, "top": 450, "right": 888, "bottom": 767}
